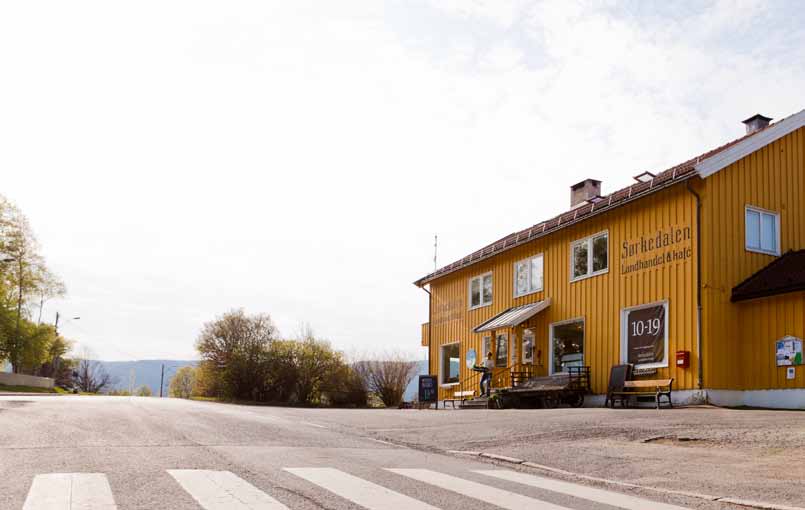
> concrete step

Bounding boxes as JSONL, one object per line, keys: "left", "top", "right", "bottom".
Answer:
{"left": 459, "top": 397, "right": 490, "bottom": 409}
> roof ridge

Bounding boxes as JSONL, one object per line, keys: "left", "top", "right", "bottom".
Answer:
{"left": 415, "top": 113, "right": 792, "bottom": 287}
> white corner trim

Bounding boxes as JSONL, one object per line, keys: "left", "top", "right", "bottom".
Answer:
{"left": 585, "top": 389, "right": 805, "bottom": 409}
{"left": 707, "top": 388, "right": 805, "bottom": 410}
{"left": 695, "top": 109, "right": 805, "bottom": 178}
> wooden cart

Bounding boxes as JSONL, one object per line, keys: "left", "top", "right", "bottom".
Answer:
{"left": 495, "top": 366, "right": 591, "bottom": 409}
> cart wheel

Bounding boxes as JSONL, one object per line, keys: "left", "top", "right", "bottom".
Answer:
{"left": 568, "top": 394, "right": 584, "bottom": 408}
{"left": 543, "top": 395, "right": 559, "bottom": 409}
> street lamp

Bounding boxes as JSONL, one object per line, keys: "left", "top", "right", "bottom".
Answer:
{"left": 54, "top": 313, "right": 80, "bottom": 337}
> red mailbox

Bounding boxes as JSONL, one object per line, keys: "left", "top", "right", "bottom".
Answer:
{"left": 675, "top": 350, "right": 690, "bottom": 369}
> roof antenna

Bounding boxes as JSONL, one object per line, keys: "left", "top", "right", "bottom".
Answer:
{"left": 434, "top": 234, "right": 438, "bottom": 272}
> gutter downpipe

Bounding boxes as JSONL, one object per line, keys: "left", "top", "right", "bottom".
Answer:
{"left": 686, "top": 180, "right": 704, "bottom": 394}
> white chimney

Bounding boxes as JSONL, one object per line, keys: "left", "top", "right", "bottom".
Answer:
{"left": 742, "top": 114, "right": 772, "bottom": 135}
{"left": 570, "top": 179, "right": 602, "bottom": 208}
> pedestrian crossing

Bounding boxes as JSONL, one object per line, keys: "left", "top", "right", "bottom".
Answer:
{"left": 22, "top": 467, "right": 693, "bottom": 510}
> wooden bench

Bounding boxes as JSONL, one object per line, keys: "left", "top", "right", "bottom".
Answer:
{"left": 444, "top": 390, "right": 476, "bottom": 409}
{"left": 609, "top": 379, "right": 673, "bottom": 409}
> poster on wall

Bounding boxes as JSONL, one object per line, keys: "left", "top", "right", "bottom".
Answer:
{"left": 625, "top": 303, "right": 666, "bottom": 366}
{"left": 776, "top": 336, "right": 803, "bottom": 366}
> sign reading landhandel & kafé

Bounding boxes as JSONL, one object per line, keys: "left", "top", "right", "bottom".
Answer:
{"left": 625, "top": 304, "right": 666, "bottom": 366}
{"left": 621, "top": 225, "right": 692, "bottom": 275}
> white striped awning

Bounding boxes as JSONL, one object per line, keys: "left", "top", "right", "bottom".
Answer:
{"left": 473, "top": 298, "right": 552, "bottom": 333}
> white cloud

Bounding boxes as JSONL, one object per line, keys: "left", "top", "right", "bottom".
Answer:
{"left": 0, "top": 1, "right": 803, "bottom": 360}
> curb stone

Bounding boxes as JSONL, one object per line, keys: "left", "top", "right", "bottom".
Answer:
{"left": 479, "top": 453, "right": 524, "bottom": 464}
{"left": 450, "top": 451, "right": 805, "bottom": 510}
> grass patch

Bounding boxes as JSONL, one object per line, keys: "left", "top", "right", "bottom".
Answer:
{"left": 0, "top": 384, "right": 58, "bottom": 394}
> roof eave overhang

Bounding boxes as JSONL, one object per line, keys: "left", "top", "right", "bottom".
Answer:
{"left": 731, "top": 284, "right": 805, "bottom": 303}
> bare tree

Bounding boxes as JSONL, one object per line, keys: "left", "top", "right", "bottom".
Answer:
{"left": 354, "top": 351, "right": 418, "bottom": 407}
{"left": 74, "top": 349, "right": 113, "bottom": 393}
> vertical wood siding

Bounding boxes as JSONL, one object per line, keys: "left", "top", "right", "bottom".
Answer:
{"left": 701, "top": 127, "right": 805, "bottom": 390}
{"left": 428, "top": 185, "right": 698, "bottom": 398}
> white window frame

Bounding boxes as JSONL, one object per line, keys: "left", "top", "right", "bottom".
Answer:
{"left": 468, "top": 272, "right": 493, "bottom": 310}
{"left": 620, "top": 300, "right": 670, "bottom": 370}
{"left": 513, "top": 253, "right": 544, "bottom": 297}
{"left": 745, "top": 205, "right": 780, "bottom": 256}
{"left": 495, "top": 333, "right": 508, "bottom": 368}
{"left": 570, "top": 230, "right": 609, "bottom": 282}
{"left": 548, "top": 317, "right": 585, "bottom": 375}
{"left": 522, "top": 329, "right": 535, "bottom": 364}
{"left": 482, "top": 336, "right": 492, "bottom": 359}
{"left": 439, "top": 342, "right": 460, "bottom": 387}
{"left": 510, "top": 333, "right": 518, "bottom": 365}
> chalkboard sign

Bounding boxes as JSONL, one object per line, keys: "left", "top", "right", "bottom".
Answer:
{"left": 418, "top": 375, "right": 438, "bottom": 403}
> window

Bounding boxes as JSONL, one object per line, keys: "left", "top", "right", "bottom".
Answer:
{"left": 621, "top": 301, "right": 668, "bottom": 369}
{"left": 440, "top": 343, "right": 460, "bottom": 385}
{"left": 571, "top": 232, "right": 608, "bottom": 281}
{"left": 510, "top": 334, "right": 517, "bottom": 365}
{"left": 495, "top": 333, "right": 508, "bottom": 367}
{"left": 482, "top": 336, "right": 491, "bottom": 359}
{"left": 550, "top": 319, "right": 584, "bottom": 374}
{"left": 514, "top": 254, "right": 544, "bottom": 297}
{"left": 522, "top": 329, "right": 535, "bottom": 364}
{"left": 745, "top": 206, "right": 780, "bottom": 255}
{"left": 469, "top": 272, "right": 493, "bottom": 309}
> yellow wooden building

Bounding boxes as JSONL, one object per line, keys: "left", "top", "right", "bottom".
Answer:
{"left": 415, "top": 110, "right": 805, "bottom": 408}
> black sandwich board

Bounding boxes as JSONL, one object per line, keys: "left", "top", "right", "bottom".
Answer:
{"left": 418, "top": 375, "right": 438, "bottom": 406}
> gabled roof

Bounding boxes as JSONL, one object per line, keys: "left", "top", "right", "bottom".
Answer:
{"left": 696, "top": 109, "right": 805, "bottom": 177}
{"left": 731, "top": 250, "right": 805, "bottom": 302}
{"left": 415, "top": 108, "right": 805, "bottom": 287}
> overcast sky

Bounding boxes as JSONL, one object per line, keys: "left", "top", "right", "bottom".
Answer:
{"left": 1, "top": 1, "right": 803, "bottom": 361}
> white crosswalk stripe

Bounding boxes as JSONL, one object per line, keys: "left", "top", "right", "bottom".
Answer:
{"left": 476, "top": 470, "right": 690, "bottom": 510}
{"left": 20, "top": 467, "right": 694, "bottom": 510}
{"left": 168, "top": 469, "right": 289, "bottom": 510}
{"left": 284, "top": 467, "right": 440, "bottom": 510}
{"left": 387, "top": 468, "right": 575, "bottom": 510}
{"left": 23, "top": 473, "right": 117, "bottom": 510}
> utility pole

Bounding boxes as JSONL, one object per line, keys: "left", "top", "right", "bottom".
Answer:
{"left": 54, "top": 311, "right": 60, "bottom": 336}
{"left": 159, "top": 364, "right": 165, "bottom": 398}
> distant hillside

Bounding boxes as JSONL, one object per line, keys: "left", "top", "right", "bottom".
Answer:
{"left": 99, "top": 360, "right": 197, "bottom": 396}
{"left": 404, "top": 360, "right": 429, "bottom": 401}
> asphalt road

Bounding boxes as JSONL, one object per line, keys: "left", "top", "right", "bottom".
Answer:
{"left": 0, "top": 396, "right": 743, "bottom": 510}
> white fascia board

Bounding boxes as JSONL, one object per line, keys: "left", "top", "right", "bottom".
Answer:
{"left": 695, "top": 109, "right": 805, "bottom": 178}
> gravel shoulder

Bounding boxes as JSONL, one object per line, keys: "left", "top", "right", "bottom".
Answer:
{"left": 269, "top": 405, "right": 805, "bottom": 508}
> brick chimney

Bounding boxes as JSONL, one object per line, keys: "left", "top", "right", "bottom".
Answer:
{"left": 570, "top": 179, "right": 602, "bottom": 208}
{"left": 742, "top": 114, "right": 772, "bottom": 135}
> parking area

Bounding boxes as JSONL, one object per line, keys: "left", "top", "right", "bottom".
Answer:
{"left": 275, "top": 405, "right": 805, "bottom": 508}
